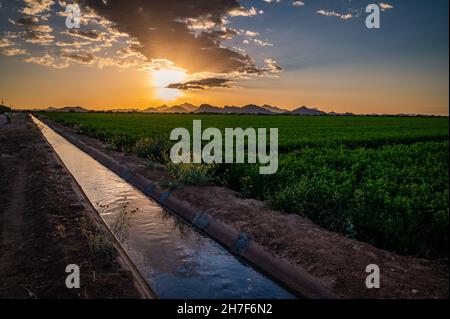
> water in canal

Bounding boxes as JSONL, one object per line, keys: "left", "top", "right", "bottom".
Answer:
{"left": 32, "top": 115, "right": 295, "bottom": 299}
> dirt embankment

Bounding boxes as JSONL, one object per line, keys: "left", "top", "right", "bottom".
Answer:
{"left": 0, "top": 114, "right": 142, "bottom": 298}
{"left": 42, "top": 116, "right": 449, "bottom": 299}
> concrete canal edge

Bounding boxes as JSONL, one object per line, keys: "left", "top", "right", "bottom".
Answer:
{"left": 33, "top": 115, "right": 155, "bottom": 299}
{"left": 38, "top": 115, "right": 338, "bottom": 299}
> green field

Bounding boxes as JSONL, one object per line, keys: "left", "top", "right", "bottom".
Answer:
{"left": 43, "top": 113, "right": 449, "bottom": 260}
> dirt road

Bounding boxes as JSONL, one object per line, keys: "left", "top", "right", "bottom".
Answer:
{"left": 0, "top": 114, "right": 141, "bottom": 298}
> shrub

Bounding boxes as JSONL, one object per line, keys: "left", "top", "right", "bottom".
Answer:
{"left": 78, "top": 216, "right": 114, "bottom": 261}
{"left": 107, "top": 135, "right": 136, "bottom": 154}
{"left": 133, "top": 137, "right": 169, "bottom": 162}
{"left": 166, "top": 162, "right": 215, "bottom": 186}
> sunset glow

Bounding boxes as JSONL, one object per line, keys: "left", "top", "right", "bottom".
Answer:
{"left": 151, "top": 69, "right": 187, "bottom": 101}
{"left": 0, "top": 0, "right": 448, "bottom": 302}
{"left": 0, "top": 0, "right": 448, "bottom": 114}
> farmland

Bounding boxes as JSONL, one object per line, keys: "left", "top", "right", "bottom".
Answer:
{"left": 42, "top": 113, "right": 449, "bottom": 260}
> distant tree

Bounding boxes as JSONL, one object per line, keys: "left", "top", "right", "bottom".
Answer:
{"left": 0, "top": 104, "right": 11, "bottom": 113}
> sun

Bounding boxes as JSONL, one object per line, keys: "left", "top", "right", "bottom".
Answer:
{"left": 150, "top": 68, "right": 187, "bottom": 101}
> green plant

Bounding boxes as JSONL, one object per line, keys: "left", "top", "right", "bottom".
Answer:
{"left": 166, "top": 161, "right": 215, "bottom": 186}
{"left": 78, "top": 216, "right": 114, "bottom": 261}
{"left": 44, "top": 112, "right": 449, "bottom": 260}
{"left": 110, "top": 198, "right": 138, "bottom": 243}
{"left": 133, "top": 137, "right": 169, "bottom": 162}
{"left": 108, "top": 135, "right": 136, "bottom": 154}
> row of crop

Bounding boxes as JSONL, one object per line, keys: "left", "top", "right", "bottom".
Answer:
{"left": 217, "top": 142, "right": 449, "bottom": 260}
{"left": 45, "top": 113, "right": 449, "bottom": 153}
{"left": 44, "top": 113, "right": 449, "bottom": 260}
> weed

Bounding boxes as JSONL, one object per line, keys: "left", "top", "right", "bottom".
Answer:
{"left": 109, "top": 197, "right": 138, "bottom": 243}
{"left": 78, "top": 215, "right": 114, "bottom": 261}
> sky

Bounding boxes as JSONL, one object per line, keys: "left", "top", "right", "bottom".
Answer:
{"left": 0, "top": 0, "right": 448, "bottom": 115}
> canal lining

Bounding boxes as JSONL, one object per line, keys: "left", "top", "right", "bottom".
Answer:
{"left": 33, "top": 115, "right": 155, "bottom": 299}
{"left": 37, "top": 114, "right": 337, "bottom": 299}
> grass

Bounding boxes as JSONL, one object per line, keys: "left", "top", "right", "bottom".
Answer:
{"left": 43, "top": 112, "right": 449, "bottom": 260}
{"left": 78, "top": 215, "right": 114, "bottom": 261}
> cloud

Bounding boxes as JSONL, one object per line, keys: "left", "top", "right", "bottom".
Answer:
{"left": 76, "top": 0, "right": 265, "bottom": 74}
{"left": 167, "top": 78, "right": 231, "bottom": 90}
{"left": 23, "top": 54, "right": 69, "bottom": 68}
{"left": 62, "top": 29, "right": 104, "bottom": 41}
{"left": 243, "top": 38, "right": 274, "bottom": 47}
{"left": 229, "top": 6, "right": 263, "bottom": 17}
{"left": 168, "top": 56, "right": 282, "bottom": 91}
{"left": 292, "top": 1, "right": 304, "bottom": 7}
{"left": 0, "top": 47, "right": 27, "bottom": 56}
{"left": 0, "top": 38, "right": 13, "bottom": 48}
{"left": 316, "top": 10, "right": 353, "bottom": 20}
{"left": 263, "top": 58, "right": 282, "bottom": 73}
{"left": 55, "top": 40, "right": 91, "bottom": 47}
{"left": 9, "top": 13, "right": 55, "bottom": 45}
{"left": 244, "top": 30, "right": 260, "bottom": 37}
{"left": 379, "top": 3, "right": 394, "bottom": 11}
{"left": 22, "top": 32, "right": 54, "bottom": 45}
{"left": 0, "top": 37, "right": 27, "bottom": 56}
{"left": 2, "top": 0, "right": 280, "bottom": 85}
{"left": 61, "top": 52, "right": 95, "bottom": 64}
{"left": 20, "top": 0, "right": 55, "bottom": 16}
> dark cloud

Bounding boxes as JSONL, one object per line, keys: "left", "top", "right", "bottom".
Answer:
{"left": 77, "top": 0, "right": 261, "bottom": 74}
{"left": 11, "top": 16, "right": 40, "bottom": 27}
{"left": 167, "top": 78, "right": 231, "bottom": 90}
{"left": 63, "top": 29, "right": 102, "bottom": 41}
{"left": 62, "top": 52, "right": 95, "bottom": 63}
{"left": 9, "top": 14, "right": 54, "bottom": 45}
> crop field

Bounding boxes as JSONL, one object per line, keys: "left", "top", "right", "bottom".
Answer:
{"left": 43, "top": 113, "right": 449, "bottom": 260}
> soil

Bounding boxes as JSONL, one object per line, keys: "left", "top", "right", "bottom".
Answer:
{"left": 41, "top": 116, "right": 449, "bottom": 299}
{"left": 0, "top": 114, "right": 143, "bottom": 299}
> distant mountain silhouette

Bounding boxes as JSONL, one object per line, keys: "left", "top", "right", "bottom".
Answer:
{"left": 155, "top": 104, "right": 170, "bottom": 112}
{"left": 37, "top": 104, "right": 427, "bottom": 117}
{"left": 195, "top": 104, "right": 277, "bottom": 114}
{"left": 260, "top": 104, "right": 287, "bottom": 114}
{"left": 165, "top": 105, "right": 190, "bottom": 113}
{"left": 240, "top": 104, "right": 274, "bottom": 114}
{"left": 45, "top": 106, "right": 89, "bottom": 113}
{"left": 151, "top": 103, "right": 197, "bottom": 113}
{"left": 193, "top": 104, "right": 225, "bottom": 113}
{"left": 108, "top": 108, "right": 138, "bottom": 113}
{"left": 178, "top": 103, "right": 197, "bottom": 112}
{"left": 290, "top": 106, "right": 326, "bottom": 115}
{"left": 223, "top": 105, "right": 241, "bottom": 113}
{"left": 148, "top": 104, "right": 329, "bottom": 115}
{"left": 143, "top": 107, "right": 160, "bottom": 113}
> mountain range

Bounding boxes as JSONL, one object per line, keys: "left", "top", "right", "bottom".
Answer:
{"left": 36, "top": 104, "right": 429, "bottom": 117}
{"left": 143, "top": 103, "right": 333, "bottom": 115}
{"left": 45, "top": 106, "right": 89, "bottom": 113}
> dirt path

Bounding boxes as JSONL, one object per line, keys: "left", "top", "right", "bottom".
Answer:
{"left": 41, "top": 116, "right": 449, "bottom": 299}
{"left": 0, "top": 114, "right": 142, "bottom": 298}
